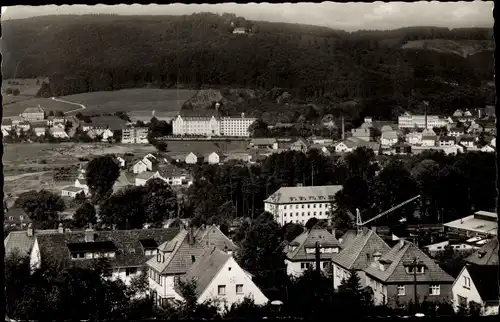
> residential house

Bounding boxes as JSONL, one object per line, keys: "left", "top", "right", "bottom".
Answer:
{"left": 452, "top": 265, "right": 499, "bottom": 315}
{"left": 453, "top": 109, "right": 464, "bottom": 117}
{"left": 133, "top": 156, "right": 159, "bottom": 174}
{"left": 61, "top": 186, "right": 86, "bottom": 198}
{"left": 438, "top": 136, "right": 456, "bottom": 147}
{"left": 459, "top": 136, "right": 477, "bottom": 149}
{"left": 49, "top": 124, "right": 69, "bottom": 138}
{"left": 21, "top": 105, "right": 45, "bottom": 121}
{"left": 264, "top": 185, "right": 342, "bottom": 226}
{"left": 193, "top": 225, "right": 239, "bottom": 255}
{"left": 285, "top": 227, "right": 340, "bottom": 277}
{"left": 232, "top": 27, "right": 247, "bottom": 34}
{"left": 159, "top": 165, "right": 193, "bottom": 187}
{"left": 185, "top": 152, "right": 204, "bottom": 164}
{"left": 335, "top": 140, "right": 356, "bottom": 153}
{"left": 4, "top": 207, "right": 32, "bottom": 231}
{"left": 135, "top": 171, "right": 163, "bottom": 187}
{"left": 46, "top": 116, "right": 66, "bottom": 127}
{"left": 467, "top": 123, "right": 483, "bottom": 134}
{"left": 381, "top": 131, "right": 399, "bottom": 147}
{"left": 30, "top": 121, "right": 47, "bottom": 137}
{"left": 309, "top": 136, "right": 334, "bottom": 145}
{"left": 146, "top": 229, "right": 208, "bottom": 306}
{"left": 449, "top": 127, "right": 465, "bottom": 137}
{"left": 351, "top": 125, "right": 373, "bottom": 142}
{"left": 122, "top": 127, "right": 149, "bottom": 144}
{"left": 393, "top": 143, "right": 412, "bottom": 155}
{"left": 2, "top": 128, "right": 10, "bottom": 137}
{"left": 421, "top": 135, "right": 437, "bottom": 147}
{"left": 17, "top": 121, "right": 31, "bottom": 133}
{"left": 405, "top": 131, "right": 422, "bottom": 145}
{"left": 482, "top": 122, "right": 496, "bottom": 135}
{"left": 380, "top": 125, "right": 395, "bottom": 133}
{"left": 208, "top": 151, "right": 225, "bottom": 165}
{"left": 1, "top": 118, "right": 13, "bottom": 131}
{"left": 115, "top": 156, "right": 127, "bottom": 168}
{"left": 481, "top": 145, "right": 495, "bottom": 153}
{"left": 290, "top": 138, "right": 310, "bottom": 152}
{"left": 73, "top": 164, "right": 90, "bottom": 195}
{"left": 309, "top": 144, "right": 334, "bottom": 157}
{"left": 30, "top": 226, "right": 179, "bottom": 285}
{"left": 332, "top": 228, "right": 391, "bottom": 290}
{"left": 4, "top": 225, "right": 60, "bottom": 257}
{"left": 248, "top": 138, "right": 279, "bottom": 150}
{"left": 81, "top": 121, "right": 92, "bottom": 132}
{"left": 465, "top": 238, "right": 498, "bottom": 267}
{"left": 363, "top": 239, "right": 455, "bottom": 307}
{"left": 490, "top": 137, "right": 496, "bottom": 148}
{"left": 173, "top": 247, "right": 268, "bottom": 311}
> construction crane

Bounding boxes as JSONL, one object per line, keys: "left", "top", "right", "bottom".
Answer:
{"left": 356, "top": 195, "right": 421, "bottom": 234}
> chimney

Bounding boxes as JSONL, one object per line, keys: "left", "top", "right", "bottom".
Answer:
{"left": 371, "top": 226, "right": 377, "bottom": 233}
{"left": 85, "top": 225, "right": 95, "bottom": 243}
{"left": 58, "top": 223, "right": 64, "bottom": 234}
{"left": 27, "top": 223, "right": 34, "bottom": 237}
{"left": 373, "top": 251, "right": 382, "bottom": 263}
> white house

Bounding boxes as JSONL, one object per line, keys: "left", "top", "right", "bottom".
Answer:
{"left": 133, "top": 156, "right": 159, "bottom": 174}
{"left": 146, "top": 229, "right": 208, "bottom": 307}
{"left": 135, "top": 171, "right": 163, "bottom": 187}
{"left": 332, "top": 228, "right": 391, "bottom": 290}
{"left": 61, "top": 186, "right": 85, "bottom": 198}
{"left": 116, "top": 156, "right": 126, "bottom": 168}
{"left": 208, "top": 152, "right": 225, "bottom": 165}
{"left": 185, "top": 152, "right": 204, "bottom": 164}
{"left": 381, "top": 130, "right": 398, "bottom": 147}
{"left": 285, "top": 227, "right": 340, "bottom": 277}
{"left": 452, "top": 265, "right": 499, "bottom": 316}
{"left": 101, "top": 128, "right": 114, "bottom": 141}
{"left": 491, "top": 137, "right": 496, "bottom": 147}
{"left": 264, "top": 185, "right": 343, "bottom": 226}
{"left": 50, "top": 125, "right": 69, "bottom": 138}
{"left": 30, "top": 226, "right": 179, "bottom": 286}
{"left": 481, "top": 145, "right": 495, "bottom": 153}
{"left": 74, "top": 165, "right": 90, "bottom": 195}
{"left": 249, "top": 138, "right": 279, "bottom": 150}
{"left": 174, "top": 247, "right": 268, "bottom": 311}
{"left": 2, "top": 128, "right": 10, "bottom": 137}
{"left": 449, "top": 127, "right": 466, "bottom": 137}
{"left": 406, "top": 131, "right": 422, "bottom": 145}
{"left": 421, "top": 135, "right": 437, "bottom": 147}
{"left": 334, "top": 140, "right": 356, "bottom": 153}
{"left": 33, "top": 127, "right": 46, "bottom": 137}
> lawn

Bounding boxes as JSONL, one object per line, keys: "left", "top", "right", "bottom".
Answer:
{"left": 2, "top": 97, "right": 80, "bottom": 117}
{"left": 59, "top": 88, "right": 199, "bottom": 115}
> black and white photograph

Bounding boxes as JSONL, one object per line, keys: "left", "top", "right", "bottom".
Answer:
{"left": 1, "top": 1, "right": 497, "bottom": 320}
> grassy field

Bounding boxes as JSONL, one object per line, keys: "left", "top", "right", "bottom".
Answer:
{"left": 2, "top": 97, "right": 80, "bottom": 117}
{"left": 401, "top": 39, "right": 494, "bottom": 57}
{"left": 58, "top": 88, "right": 198, "bottom": 115}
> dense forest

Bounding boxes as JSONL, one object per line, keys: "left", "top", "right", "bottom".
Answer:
{"left": 3, "top": 13, "right": 495, "bottom": 120}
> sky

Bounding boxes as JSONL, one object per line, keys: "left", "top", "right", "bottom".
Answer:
{"left": 1, "top": 2, "right": 494, "bottom": 31}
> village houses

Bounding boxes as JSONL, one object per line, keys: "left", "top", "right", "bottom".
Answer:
{"left": 185, "top": 152, "right": 205, "bottom": 164}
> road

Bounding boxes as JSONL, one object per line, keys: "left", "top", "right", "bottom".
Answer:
{"left": 51, "top": 97, "right": 86, "bottom": 114}
{"left": 4, "top": 171, "right": 50, "bottom": 182}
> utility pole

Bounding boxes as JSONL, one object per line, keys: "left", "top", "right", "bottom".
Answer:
{"left": 311, "top": 162, "right": 315, "bottom": 186}
{"left": 405, "top": 256, "right": 420, "bottom": 309}
{"left": 315, "top": 241, "right": 321, "bottom": 277}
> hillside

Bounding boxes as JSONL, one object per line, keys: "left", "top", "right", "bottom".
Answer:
{"left": 401, "top": 39, "right": 494, "bottom": 58}
{"left": 1, "top": 14, "right": 494, "bottom": 121}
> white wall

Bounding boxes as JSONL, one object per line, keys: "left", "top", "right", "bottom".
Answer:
{"left": 29, "top": 239, "right": 41, "bottom": 272}
{"left": 133, "top": 162, "right": 148, "bottom": 174}
{"left": 208, "top": 153, "right": 220, "bottom": 164}
{"left": 286, "top": 259, "right": 333, "bottom": 278}
{"left": 366, "top": 275, "right": 388, "bottom": 305}
{"left": 185, "top": 154, "right": 198, "bottom": 164}
{"left": 266, "top": 202, "right": 332, "bottom": 226}
{"left": 451, "top": 267, "right": 498, "bottom": 316}
{"left": 199, "top": 257, "right": 268, "bottom": 310}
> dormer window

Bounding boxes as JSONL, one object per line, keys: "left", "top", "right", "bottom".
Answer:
{"left": 405, "top": 265, "right": 425, "bottom": 274}
{"left": 156, "top": 253, "right": 162, "bottom": 262}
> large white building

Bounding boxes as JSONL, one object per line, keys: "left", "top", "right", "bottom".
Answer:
{"left": 398, "top": 112, "right": 448, "bottom": 129}
{"left": 172, "top": 113, "right": 256, "bottom": 137}
{"left": 264, "top": 185, "right": 343, "bottom": 226}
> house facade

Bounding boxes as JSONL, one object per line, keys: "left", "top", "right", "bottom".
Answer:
{"left": 172, "top": 114, "right": 256, "bottom": 137}
{"left": 249, "top": 138, "right": 279, "bottom": 150}
{"left": 185, "top": 152, "right": 204, "bottom": 164}
{"left": 290, "top": 138, "right": 310, "bottom": 152}
{"left": 264, "top": 185, "right": 342, "bottom": 226}
{"left": 285, "top": 227, "right": 340, "bottom": 277}
{"left": 363, "top": 240, "right": 454, "bottom": 307}
{"left": 21, "top": 105, "right": 45, "bottom": 121}
{"left": 398, "top": 113, "right": 448, "bottom": 129}
{"left": 208, "top": 152, "right": 224, "bottom": 165}
{"left": 122, "top": 127, "right": 149, "bottom": 144}
{"left": 381, "top": 131, "right": 398, "bottom": 147}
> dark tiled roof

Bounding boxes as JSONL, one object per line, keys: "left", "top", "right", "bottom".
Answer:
{"left": 439, "top": 136, "right": 456, "bottom": 142}
{"left": 175, "top": 246, "right": 231, "bottom": 298}
{"left": 2, "top": 118, "right": 13, "bottom": 125}
{"left": 139, "top": 239, "right": 158, "bottom": 249}
{"left": 364, "top": 240, "right": 454, "bottom": 283}
{"left": 465, "top": 264, "right": 500, "bottom": 302}
{"left": 338, "top": 230, "right": 358, "bottom": 247}
{"left": 286, "top": 228, "right": 340, "bottom": 261}
{"left": 67, "top": 241, "right": 118, "bottom": 252}
{"left": 194, "top": 225, "right": 239, "bottom": 253}
{"left": 4, "top": 229, "right": 59, "bottom": 256}
{"left": 147, "top": 229, "right": 208, "bottom": 275}
{"left": 36, "top": 228, "right": 179, "bottom": 268}
{"left": 158, "top": 164, "right": 186, "bottom": 178}
{"left": 332, "top": 228, "right": 391, "bottom": 270}
{"left": 89, "top": 116, "right": 127, "bottom": 131}
{"left": 465, "top": 238, "right": 499, "bottom": 266}
{"left": 4, "top": 208, "right": 31, "bottom": 225}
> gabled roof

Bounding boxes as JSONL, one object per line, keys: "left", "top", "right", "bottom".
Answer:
{"left": 286, "top": 227, "right": 340, "bottom": 261}
{"left": 4, "top": 208, "right": 30, "bottom": 224}
{"left": 158, "top": 164, "right": 185, "bottom": 178}
{"left": 421, "top": 128, "right": 436, "bottom": 136}
{"left": 337, "top": 140, "right": 357, "bottom": 148}
{"left": 35, "top": 228, "right": 179, "bottom": 269}
{"left": 135, "top": 171, "right": 156, "bottom": 180}
{"left": 360, "top": 122, "right": 373, "bottom": 129}
{"left": 264, "top": 185, "right": 342, "bottom": 204}
{"left": 363, "top": 240, "right": 454, "bottom": 283}
{"left": 381, "top": 131, "right": 398, "bottom": 140}
{"left": 459, "top": 136, "right": 476, "bottom": 142}
{"left": 23, "top": 105, "right": 45, "bottom": 114}
{"left": 250, "top": 138, "right": 277, "bottom": 145}
{"left": 4, "top": 229, "right": 59, "bottom": 256}
{"left": 439, "top": 136, "right": 456, "bottom": 142}
{"left": 2, "top": 118, "right": 13, "bottom": 125}
{"left": 422, "top": 135, "right": 437, "bottom": 140}
{"left": 194, "top": 225, "right": 239, "bottom": 253}
{"left": 464, "top": 264, "right": 500, "bottom": 302}
{"left": 175, "top": 246, "right": 231, "bottom": 298}
{"left": 187, "top": 152, "right": 204, "bottom": 158}
{"left": 291, "top": 137, "right": 309, "bottom": 147}
{"left": 147, "top": 229, "right": 207, "bottom": 275}
{"left": 30, "top": 121, "right": 48, "bottom": 128}
{"left": 332, "top": 228, "right": 390, "bottom": 270}
{"left": 465, "top": 238, "right": 498, "bottom": 266}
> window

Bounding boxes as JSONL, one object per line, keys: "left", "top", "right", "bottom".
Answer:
{"left": 236, "top": 284, "right": 243, "bottom": 294}
{"left": 218, "top": 285, "right": 226, "bottom": 296}
{"left": 397, "top": 285, "right": 405, "bottom": 296}
{"left": 463, "top": 276, "right": 471, "bottom": 289}
{"left": 126, "top": 267, "right": 137, "bottom": 276}
{"left": 307, "top": 204, "right": 310, "bottom": 208}
{"left": 8, "top": 216, "right": 13, "bottom": 220}
{"left": 191, "top": 255, "right": 196, "bottom": 263}
{"left": 284, "top": 206, "right": 287, "bottom": 209}
{"left": 429, "top": 285, "right": 440, "bottom": 296}
{"left": 457, "top": 295, "right": 467, "bottom": 308}
{"left": 301, "top": 205, "right": 304, "bottom": 209}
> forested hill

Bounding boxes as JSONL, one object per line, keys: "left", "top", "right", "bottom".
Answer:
{"left": 2, "top": 13, "right": 494, "bottom": 114}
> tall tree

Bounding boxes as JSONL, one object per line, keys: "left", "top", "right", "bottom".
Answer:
{"left": 85, "top": 155, "right": 120, "bottom": 204}
{"left": 99, "top": 186, "right": 148, "bottom": 229}
{"left": 73, "top": 202, "right": 97, "bottom": 228}
{"left": 143, "top": 179, "right": 178, "bottom": 226}
{"left": 14, "top": 190, "right": 65, "bottom": 228}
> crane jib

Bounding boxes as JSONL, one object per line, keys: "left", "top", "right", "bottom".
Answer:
{"left": 357, "top": 195, "right": 421, "bottom": 227}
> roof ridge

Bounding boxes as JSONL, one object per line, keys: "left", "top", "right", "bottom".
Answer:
{"left": 348, "top": 230, "right": 373, "bottom": 268}
{"left": 385, "top": 242, "right": 414, "bottom": 281}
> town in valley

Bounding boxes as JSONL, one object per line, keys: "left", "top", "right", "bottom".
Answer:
{"left": 2, "top": 2, "right": 498, "bottom": 321}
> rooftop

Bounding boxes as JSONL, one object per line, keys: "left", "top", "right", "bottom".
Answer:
{"left": 332, "top": 228, "right": 391, "bottom": 270}
{"left": 363, "top": 240, "right": 454, "bottom": 284}
{"left": 286, "top": 227, "right": 340, "bottom": 261}
{"left": 23, "top": 105, "right": 45, "bottom": 114}
{"left": 264, "top": 185, "right": 343, "bottom": 204}
{"left": 4, "top": 228, "right": 60, "bottom": 256}
{"left": 444, "top": 211, "right": 497, "bottom": 236}
{"left": 464, "top": 264, "right": 499, "bottom": 302}
{"left": 465, "top": 238, "right": 499, "bottom": 266}
{"left": 194, "top": 225, "right": 239, "bottom": 253}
